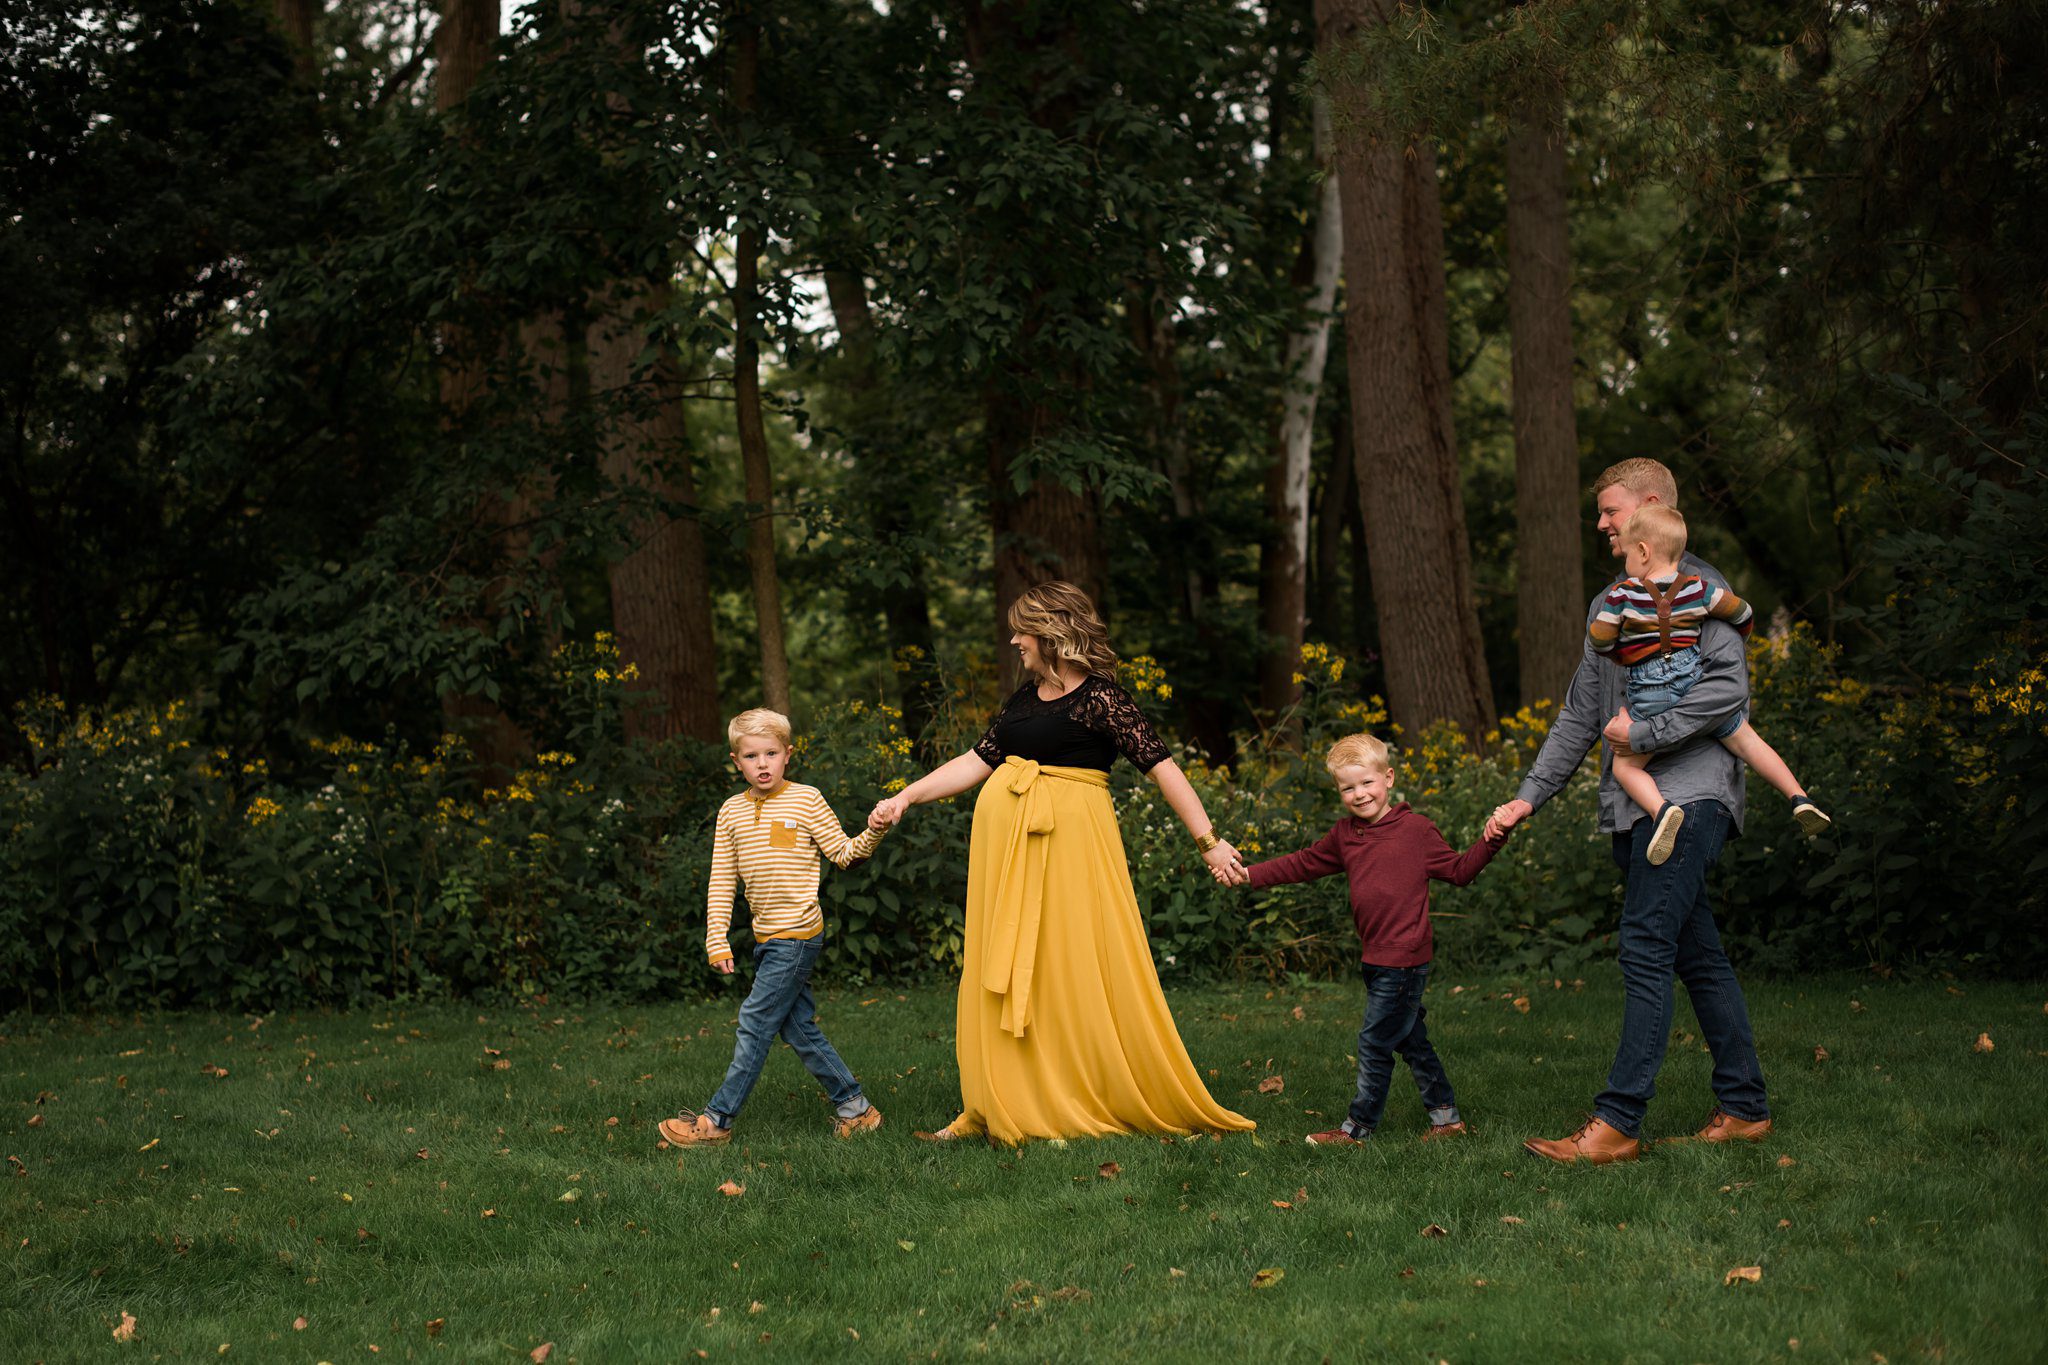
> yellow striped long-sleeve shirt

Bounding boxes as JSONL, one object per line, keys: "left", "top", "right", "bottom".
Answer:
{"left": 705, "top": 781, "right": 885, "bottom": 965}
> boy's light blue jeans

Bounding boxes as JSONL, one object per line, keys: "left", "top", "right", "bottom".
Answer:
{"left": 1626, "top": 646, "right": 1744, "bottom": 739}
{"left": 705, "top": 936, "right": 869, "bottom": 1128}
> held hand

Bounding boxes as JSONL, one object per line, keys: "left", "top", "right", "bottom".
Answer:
{"left": 1484, "top": 798, "right": 1533, "bottom": 841}
{"left": 716, "top": 959, "right": 735, "bottom": 975}
{"left": 1603, "top": 707, "right": 1635, "bottom": 754}
{"left": 1203, "top": 839, "right": 1250, "bottom": 888}
{"left": 868, "top": 793, "right": 910, "bottom": 830}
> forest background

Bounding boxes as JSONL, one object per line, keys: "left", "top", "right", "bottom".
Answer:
{"left": 3, "top": 0, "right": 2043, "bottom": 1009}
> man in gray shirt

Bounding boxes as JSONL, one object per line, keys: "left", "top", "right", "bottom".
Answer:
{"left": 1489, "top": 458, "right": 1772, "bottom": 1163}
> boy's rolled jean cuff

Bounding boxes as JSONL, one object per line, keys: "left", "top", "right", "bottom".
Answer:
{"left": 836, "top": 1093, "right": 871, "bottom": 1120}
{"left": 1427, "top": 1104, "right": 1462, "bottom": 1127}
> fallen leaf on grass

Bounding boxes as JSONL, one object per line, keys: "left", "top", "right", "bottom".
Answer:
{"left": 1974, "top": 1032, "right": 1995, "bottom": 1053}
{"left": 1813, "top": 1046, "right": 1829, "bottom": 1062}
{"left": 1420, "top": 1223, "right": 1448, "bottom": 1238}
{"left": 1168, "top": 1268, "right": 1186, "bottom": 1279}
{"left": 201, "top": 1064, "right": 229, "bottom": 1078}
{"left": 1290, "top": 1006, "right": 1305, "bottom": 1021}
{"left": 1294, "top": 1186, "right": 1309, "bottom": 1206}
{"left": 897, "top": 1240, "right": 915, "bottom": 1251}
{"left": 1777, "top": 1155, "right": 1797, "bottom": 1168}
{"left": 293, "top": 1316, "right": 308, "bottom": 1331}
{"left": 530, "top": 1344, "right": 553, "bottom": 1363}
{"left": 716, "top": 1180, "right": 745, "bottom": 1197}
{"left": 1097, "top": 1162, "right": 1120, "bottom": 1179}
{"left": 1271, "top": 1200, "right": 1292, "bottom": 1210}
{"left": 1777, "top": 1219, "right": 1792, "bottom": 1229}
{"left": 749, "top": 1302, "right": 764, "bottom": 1314}
{"left": 1512, "top": 997, "right": 1531, "bottom": 1014}
{"left": 1250, "top": 1267, "right": 1284, "bottom": 1289}
{"left": 416, "top": 1148, "right": 430, "bottom": 1160}
{"left": 1397, "top": 1267, "right": 1415, "bottom": 1279}
{"left": 1500, "top": 1216, "right": 1524, "bottom": 1225}
{"left": 481, "top": 1208, "right": 497, "bottom": 1218}
{"left": 424, "top": 1319, "right": 445, "bottom": 1338}
{"left": 1050, "top": 1286, "right": 1091, "bottom": 1303}
{"left": 1723, "top": 1266, "right": 1763, "bottom": 1285}
{"left": 1257, "top": 1075, "right": 1284, "bottom": 1095}
{"left": 557, "top": 1190, "right": 579, "bottom": 1203}
{"left": 112, "top": 1312, "right": 137, "bottom": 1342}
{"left": 25, "top": 1114, "right": 41, "bottom": 1128}
{"left": 138, "top": 1137, "right": 159, "bottom": 1153}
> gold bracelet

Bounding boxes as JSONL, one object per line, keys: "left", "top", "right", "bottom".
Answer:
{"left": 1193, "top": 830, "right": 1220, "bottom": 854}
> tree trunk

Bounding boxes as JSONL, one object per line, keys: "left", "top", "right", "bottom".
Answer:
{"left": 1311, "top": 403, "right": 1356, "bottom": 644}
{"left": 730, "top": 18, "right": 791, "bottom": 712}
{"left": 823, "top": 268, "right": 942, "bottom": 748}
{"left": 586, "top": 285, "right": 723, "bottom": 743}
{"left": 274, "top": 0, "right": 320, "bottom": 78}
{"left": 1258, "top": 95, "right": 1343, "bottom": 724}
{"left": 1504, "top": 70, "right": 1584, "bottom": 712}
{"left": 1319, "top": 0, "right": 1495, "bottom": 741}
{"left": 432, "top": 0, "right": 529, "bottom": 777}
{"left": 987, "top": 389, "right": 1106, "bottom": 688}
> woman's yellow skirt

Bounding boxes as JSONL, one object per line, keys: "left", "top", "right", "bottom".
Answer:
{"left": 944, "top": 756, "right": 1255, "bottom": 1144}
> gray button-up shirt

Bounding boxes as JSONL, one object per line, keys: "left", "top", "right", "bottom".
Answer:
{"left": 1514, "top": 551, "right": 1750, "bottom": 834}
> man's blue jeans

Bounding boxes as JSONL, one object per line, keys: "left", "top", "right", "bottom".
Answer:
{"left": 705, "top": 937, "right": 868, "bottom": 1127}
{"left": 1594, "top": 800, "right": 1770, "bottom": 1137}
{"left": 1342, "top": 962, "right": 1460, "bottom": 1137}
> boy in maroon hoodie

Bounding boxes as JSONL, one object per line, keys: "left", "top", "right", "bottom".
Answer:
{"left": 1236, "top": 733, "right": 1505, "bottom": 1145}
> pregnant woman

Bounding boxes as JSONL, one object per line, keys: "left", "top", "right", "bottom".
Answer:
{"left": 868, "top": 581, "right": 1255, "bottom": 1145}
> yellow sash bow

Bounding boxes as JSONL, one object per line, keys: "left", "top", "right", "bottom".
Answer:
{"left": 981, "top": 756, "right": 1107, "bottom": 1038}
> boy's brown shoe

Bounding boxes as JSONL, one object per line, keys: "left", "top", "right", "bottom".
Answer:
{"left": 834, "top": 1106, "right": 883, "bottom": 1140}
{"left": 1419, "top": 1120, "right": 1469, "bottom": 1142}
{"left": 658, "top": 1111, "right": 731, "bottom": 1147}
{"left": 1304, "top": 1127, "right": 1365, "bottom": 1147}
{"left": 1523, "top": 1116, "right": 1640, "bottom": 1165}
{"left": 1645, "top": 804, "right": 1685, "bottom": 866}
{"left": 1660, "top": 1108, "right": 1774, "bottom": 1145}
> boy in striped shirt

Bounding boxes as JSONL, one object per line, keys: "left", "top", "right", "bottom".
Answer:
{"left": 1592, "top": 504, "right": 1831, "bottom": 865}
{"left": 660, "top": 708, "right": 888, "bottom": 1146}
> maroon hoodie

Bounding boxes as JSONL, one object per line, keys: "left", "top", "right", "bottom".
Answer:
{"left": 1246, "top": 803, "right": 1504, "bottom": 967}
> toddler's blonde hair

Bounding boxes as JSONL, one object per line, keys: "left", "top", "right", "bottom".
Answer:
{"left": 1624, "top": 503, "right": 1688, "bottom": 562}
{"left": 727, "top": 707, "right": 793, "bottom": 751}
{"left": 1324, "top": 732, "right": 1392, "bottom": 774}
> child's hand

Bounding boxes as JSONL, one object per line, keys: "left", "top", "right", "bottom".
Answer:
{"left": 869, "top": 794, "right": 910, "bottom": 830}
{"left": 1485, "top": 799, "right": 1531, "bottom": 841}
{"left": 717, "top": 959, "right": 735, "bottom": 975}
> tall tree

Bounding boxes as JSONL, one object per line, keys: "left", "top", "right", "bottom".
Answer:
{"left": 729, "top": 11, "right": 792, "bottom": 712}
{"left": 1318, "top": 0, "right": 1494, "bottom": 740}
{"left": 273, "top": 0, "right": 320, "bottom": 78}
{"left": 1258, "top": 95, "right": 1343, "bottom": 724}
{"left": 1503, "top": 57, "right": 1583, "bottom": 708}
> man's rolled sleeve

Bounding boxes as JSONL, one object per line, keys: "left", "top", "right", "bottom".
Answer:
{"left": 1516, "top": 640, "right": 1607, "bottom": 814}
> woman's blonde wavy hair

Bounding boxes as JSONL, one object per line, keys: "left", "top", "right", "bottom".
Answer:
{"left": 1007, "top": 580, "right": 1119, "bottom": 679}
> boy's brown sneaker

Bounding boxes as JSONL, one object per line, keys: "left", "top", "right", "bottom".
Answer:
{"left": 1418, "top": 1120, "right": 1468, "bottom": 1142}
{"left": 658, "top": 1111, "right": 731, "bottom": 1147}
{"left": 834, "top": 1106, "right": 883, "bottom": 1140}
{"left": 1645, "top": 803, "right": 1685, "bottom": 866}
{"left": 1305, "top": 1127, "right": 1365, "bottom": 1147}
{"left": 1792, "top": 800, "right": 1832, "bottom": 838}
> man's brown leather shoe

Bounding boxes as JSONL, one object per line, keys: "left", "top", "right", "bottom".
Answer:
{"left": 1660, "top": 1108, "right": 1774, "bottom": 1145}
{"left": 1523, "top": 1116, "right": 1640, "bottom": 1165}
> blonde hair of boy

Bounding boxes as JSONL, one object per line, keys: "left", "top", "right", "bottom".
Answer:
{"left": 1591, "top": 457, "right": 1680, "bottom": 508}
{"left": 1006, "top": 580, "right": 1119, "bottom": 678}
{"left": 727, "top": 707, "right": 793, "bottom": 751}
{"left": 1624, "top": 503, "right": 1689, "bottom": 563}
{"left": 1325, "top": 732, "right": 1392, "bottom": 774}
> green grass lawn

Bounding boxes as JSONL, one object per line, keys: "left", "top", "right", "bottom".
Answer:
{"left": 5, "top": 971, "right": 2045, "bottom": 1363}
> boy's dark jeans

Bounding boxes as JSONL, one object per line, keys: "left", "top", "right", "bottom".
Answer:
{"left": 705, "top": 936, "right": 868, "bottom": 1127}
{"left": 1593, "top": 799, "right": 1770, "bottom": 1138}
{"left": 1342, "top": 961, "right": 1460, "bottom": 1138}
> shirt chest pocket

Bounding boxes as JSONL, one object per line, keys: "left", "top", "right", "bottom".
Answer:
{"left": 768, "top": 820, "right": 800, "bottom": 850}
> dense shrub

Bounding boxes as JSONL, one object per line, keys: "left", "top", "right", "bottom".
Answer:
{"left": 3, "top": 627, "right": 2041, "bottom": 1011}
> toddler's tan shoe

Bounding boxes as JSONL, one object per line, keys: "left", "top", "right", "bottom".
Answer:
{"left": 834, "top": 1106, "right": 883, "bottom": 1140}
{"left": 1418, "top": 1120, "right": 1469, "bottom": 1142}
{"left": 1523, "top": 1116, "right": 1640, "bottom": 1164}
{"left": 658, "top": 1111, "right": 731, "bottom": 1147}
{"left": 1304, "top": 1127, "right": 1365, "bottom": 1147}
{"left": 1645, "top": 804, "right": 1685, "bottom": 866}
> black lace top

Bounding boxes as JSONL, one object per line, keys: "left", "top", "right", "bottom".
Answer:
{"left": 972, "top": 675, "right": 1172, "bottom": 774}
